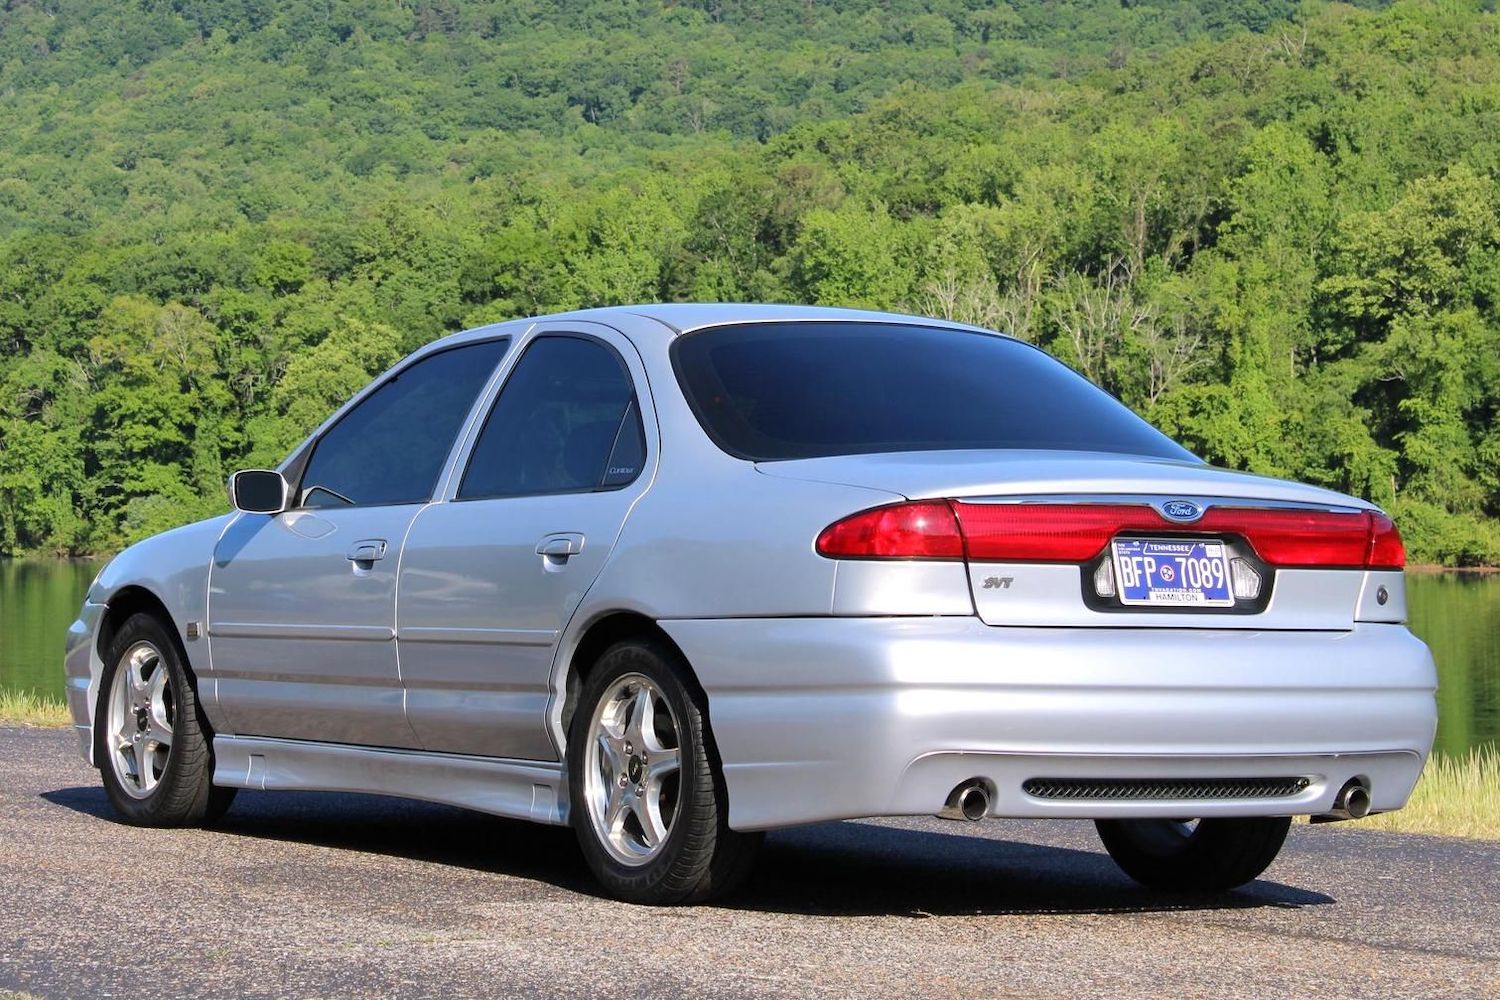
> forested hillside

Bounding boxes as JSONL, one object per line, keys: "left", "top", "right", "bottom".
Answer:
{"left": 2, "top": 0, "right": 1498, "bottom": 564}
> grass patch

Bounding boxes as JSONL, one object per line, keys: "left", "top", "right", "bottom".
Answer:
{"left": 0, "top": 689, "right": 71, "bottom": 728}
{"left": 1355, "top": 746, "right": 1500, "bottom": 840}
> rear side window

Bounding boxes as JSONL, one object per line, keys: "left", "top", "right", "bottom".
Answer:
{"left": 671, "top": 322, "right": 1195, "bottom": 462}
{"left": 299, "top": 339, "right": 509, "bottom": 508}
{"left": 458, "top": 336, "right": 645, "bottom": 500}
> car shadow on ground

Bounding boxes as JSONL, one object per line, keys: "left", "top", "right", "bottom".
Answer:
{"left": 41, "top": 785, "right": 1332, "bottom": 917}
{"left": 736, "top": 820, "right": 1332, "bottom": 917}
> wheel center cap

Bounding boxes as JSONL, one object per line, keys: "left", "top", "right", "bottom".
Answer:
{"left": 627, "top": 755, "right": 644, "bottom": 783}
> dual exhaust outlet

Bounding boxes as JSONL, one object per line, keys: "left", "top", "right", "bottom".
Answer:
{"left": 939, "top": 776, "right": 1374, "bottom": 824}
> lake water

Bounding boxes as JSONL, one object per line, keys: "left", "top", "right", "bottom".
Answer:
{"left": 2, "top": 559, "right": 1495, "bottom": 756}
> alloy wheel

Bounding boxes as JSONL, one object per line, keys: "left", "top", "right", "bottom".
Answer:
{"left": 106, "top": 641, "right": 175, "bottom": 799}
{"left": 582, "top": 672, "right": 683, "bottom": 867}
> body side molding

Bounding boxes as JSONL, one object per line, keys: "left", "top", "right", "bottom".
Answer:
{"left": 213, "top": 735, "right": 568, "bottom": 825}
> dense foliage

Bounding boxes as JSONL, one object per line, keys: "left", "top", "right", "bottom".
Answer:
{"left": 1, "top": 0, "right": 1497, "bottom": 564}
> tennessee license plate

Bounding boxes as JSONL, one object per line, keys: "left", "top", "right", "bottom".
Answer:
{"left": 1111, "top": 538, "right": 1234, "bottom": 608}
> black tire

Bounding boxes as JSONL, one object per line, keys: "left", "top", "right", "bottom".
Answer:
{"left": 96, "top": 612, "right": 236, "bottom": 827}
{"left": 567, "top": 639, "right": 761, "bottom": 904}
{"left": 1095, "top": 816, "right": 1291, "bottom": 891}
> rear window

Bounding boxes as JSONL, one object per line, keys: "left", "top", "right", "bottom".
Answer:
{"left": 670, "top": 322, "right": 1195, "bottom": 462}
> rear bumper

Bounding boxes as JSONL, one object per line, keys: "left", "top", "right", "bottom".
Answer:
{"left": 659, "top": 618, "right": 1438, "bottom": 831}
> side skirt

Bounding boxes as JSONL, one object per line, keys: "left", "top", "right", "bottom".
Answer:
{"left": 213, "top": 735, "right": 569, "bottom": 825}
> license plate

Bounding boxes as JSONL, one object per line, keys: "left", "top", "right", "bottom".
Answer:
{"left": 1111, "top": 538, "right": 1234, "bottom": 608}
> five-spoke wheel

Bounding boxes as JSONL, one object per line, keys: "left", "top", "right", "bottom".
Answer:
{"left": 567, "top": 639, "right": 761, "bottom": 904}
{"left": 97, "top": 613, "right": 235, "bottom": 826}
{"left": 583, "top": 673, "right": 683, "bottom": 866}
{"left": 105, "top": 641, "right": 176, "bottom": 798}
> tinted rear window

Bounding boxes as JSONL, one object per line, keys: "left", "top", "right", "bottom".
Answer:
{"left": 671, "top": 322, "right": 1194, "bottom": 462}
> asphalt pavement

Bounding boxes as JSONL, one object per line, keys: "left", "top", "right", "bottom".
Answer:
{"left": 1, "top": 726, "right": 1496, "bottom": 999}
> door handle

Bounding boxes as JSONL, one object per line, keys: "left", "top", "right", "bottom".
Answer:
{"left": 536, "top": 533, "right": 585, "bottom": 559}
{"left": 346, "top": 539, "right": 388, "bottom": 564}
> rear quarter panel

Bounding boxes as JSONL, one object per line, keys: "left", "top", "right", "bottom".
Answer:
{"left": 546, "top": 313, "right": 910, "bottom": 750}
{"left": 568, "top": 311, "right": 901, "bottom": 622}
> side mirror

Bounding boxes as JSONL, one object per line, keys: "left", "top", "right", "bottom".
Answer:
{"left": 229, "top": 469, "right": 291, "bottom": 515}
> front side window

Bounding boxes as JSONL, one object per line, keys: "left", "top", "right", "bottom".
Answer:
{"left": 671, "top": 322, "right": 1196, "bottom": 462}
{"left": 299, "top": 339, "right": 509, "bottom": 508}
{"left": 458, "top": 336, "right": 645, "bottom": 500}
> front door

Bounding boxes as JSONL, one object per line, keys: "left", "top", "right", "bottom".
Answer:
{"left": 398, "top": 326, "right": 654, "bottom": 759}
{"left": 208, "top": 338, "right": 509, "bottom": 746}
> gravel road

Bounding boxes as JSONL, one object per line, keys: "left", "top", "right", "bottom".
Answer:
{"left": 1, "top": 726, "right": 1496, "bottom": 999}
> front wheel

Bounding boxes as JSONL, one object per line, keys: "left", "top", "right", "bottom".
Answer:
{"left": 1095, "top": 816, "right": 1291, "bottom": 891}
{"left": 567, "top": 639, "right": 761, "bottom": 904}
{"left": 97, "top": 613, "right": 236, "bottom": 826}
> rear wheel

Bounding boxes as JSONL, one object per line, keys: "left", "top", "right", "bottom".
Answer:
{"left": 97, "top": 613, "right": 236, "bottom": 826}
{"left": 567, "top": 639, "right": 760, "bottom": 904}
{"left": 1095, "top": 816, "right": 1291, "bottom": 891}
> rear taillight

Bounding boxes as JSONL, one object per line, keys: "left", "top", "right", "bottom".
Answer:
{"left": 814, "top": 500, "right": 963, "bottom": 560}
{"left": 815, "top": 501, "right": 1405, "bottom": 569}
{"left": 1367, "top": 512, "right": 1406, "bottom": 569}
{"left": 949, "top": 503, "right": 1146, "bottom": 562}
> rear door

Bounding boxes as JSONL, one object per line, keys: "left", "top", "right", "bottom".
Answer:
{"left": 397, "top": 323, "right": 654, "bottom": 759}
{"left": 208, "top": 338, "right": 509, "bottom": 746}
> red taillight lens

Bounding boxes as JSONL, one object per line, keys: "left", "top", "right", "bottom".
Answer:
{"left": 815, "top": 500, "right": 963, "bottom": 559}
{"left": 1367, "top": 512, "right": 1406, "bottom": 569}
{"left": 816, "top": 501, "right": 1406, "bottom": 569}
{"left": 949, "top": 503, "right": 1140, "bottom": 562}
{"left": 1193, "top": 507, "right": 1372, "bottom": 567}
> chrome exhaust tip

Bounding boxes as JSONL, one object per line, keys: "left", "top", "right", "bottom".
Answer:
{"left": 939, "top": 780, "right": 992, "bottom": 822}
{"left": 1339, "top": 782, "right": 1372, "bottom": 819}
{"left": 1311, "top": 779, "right": 1373, "bottom": 823}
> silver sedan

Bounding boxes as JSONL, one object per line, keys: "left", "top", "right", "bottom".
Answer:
{"left": 65, "top": 304, "right": 1437, "bottom": 904}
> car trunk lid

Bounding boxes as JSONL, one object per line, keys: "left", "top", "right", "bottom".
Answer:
{"left": 756, "top": 450, "right": 1367, "bottom": 509}
{"left": 765, "top": 451, "right": 1401, "bottom": 630}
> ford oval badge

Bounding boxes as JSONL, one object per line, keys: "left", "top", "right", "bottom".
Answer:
{"left": 1161, "top": 500, "right": 1204, "bottom": 522}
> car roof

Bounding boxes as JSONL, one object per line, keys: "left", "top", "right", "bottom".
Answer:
{"left": 428, "top": 303, "right": 1007, "bottom": 356}
{"left": 614, "top": 302, "right": 1001, "bottom": 337}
